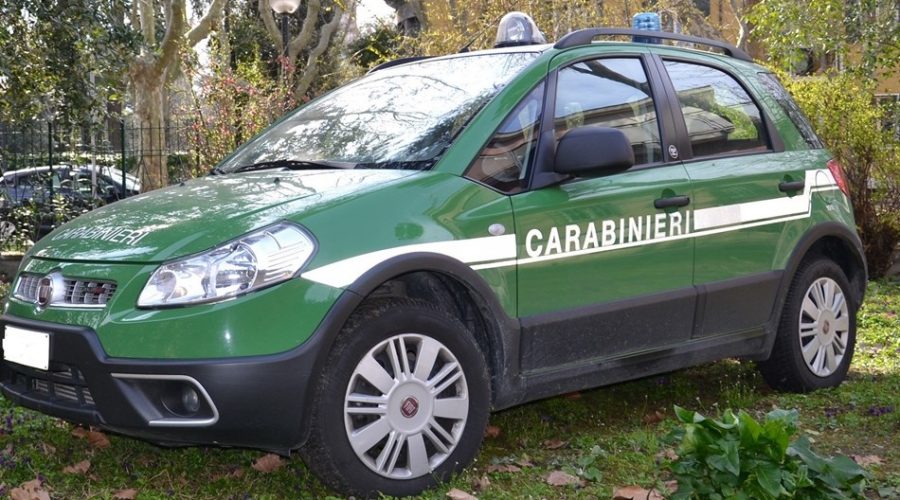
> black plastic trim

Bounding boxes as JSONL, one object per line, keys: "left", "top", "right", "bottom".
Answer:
{"left": 342, "top": 252, "right": 525, "bottom": 410}
{"left": 693, "top": 271, "right": 783, "bottom": 338}
{"left": 521, "top": 327, "right": 767, "bottom": 403}
{"left": 0, "top": 313, "right": 333, "bottom": 453}
{"left": 554, "top": 28, "right": 753, "bottom": 62}
{"left": 753, "top": 222, "right": 867, "bottom": 361}
{"left": 368, "top": 56, "right": 435, "bottom": 73}
{"left": 520, "top": 286, "right": 697, "bottom": 372}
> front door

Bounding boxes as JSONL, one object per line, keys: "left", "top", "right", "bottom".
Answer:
{"left": 512, "top": 55, "right": 695, "bottom": 371}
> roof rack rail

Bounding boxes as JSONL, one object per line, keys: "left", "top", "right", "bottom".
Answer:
{"left": 554, "top": 28, "right": 752, "bottom": 62}
{"left": 368, "top": 56, "right": 435, "bottom": 73}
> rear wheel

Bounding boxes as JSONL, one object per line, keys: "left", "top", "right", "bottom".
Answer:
{"left": 758, "top": 258, "right": 857, "bottom": 392}
{"left": 302, "top": 299, "right": 490, "bottom": 497}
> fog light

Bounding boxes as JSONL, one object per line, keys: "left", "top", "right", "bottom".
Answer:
{"left": 182, "top": 386, "right": 201, "bottom": 414}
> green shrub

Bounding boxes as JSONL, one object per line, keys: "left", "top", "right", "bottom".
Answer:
{"left": 668, "top": 406, "right": 867, "bottom": 499}
{"left": 783, "top": 73, "right": 900, "bottom": 277}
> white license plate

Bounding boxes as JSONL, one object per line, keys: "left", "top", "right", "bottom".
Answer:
{"left": 2, "top": 326, "right": 50, "bottom": 370}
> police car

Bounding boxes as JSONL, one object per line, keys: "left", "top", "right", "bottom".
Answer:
{"left": 0, "top": 13, "right": 866, "bottom": 497}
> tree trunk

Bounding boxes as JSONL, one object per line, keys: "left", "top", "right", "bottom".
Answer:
{"left": 131, "top": 61, "right": 169, "bottom": 189}
{"left": 384, "top": 0, "right": 425, "bottom": 35}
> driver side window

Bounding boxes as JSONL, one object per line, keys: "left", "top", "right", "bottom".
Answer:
{"left": 465, "top": 83, "right": 545, "bottom": 194}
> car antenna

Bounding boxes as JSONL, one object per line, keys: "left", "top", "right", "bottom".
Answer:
{"left": 458, "top": 15, "right": 503, "bottom": 53}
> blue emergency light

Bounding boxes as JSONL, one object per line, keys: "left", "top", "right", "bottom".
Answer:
{"left": 632, "top": 12, "right": 661, "bottom": 44}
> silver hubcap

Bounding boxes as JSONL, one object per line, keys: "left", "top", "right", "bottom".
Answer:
{"left": 344, "top": 334, "right": 469, "bottom": 479}
{"left": 799, "top": 277, "right": 850, "bottom": 377}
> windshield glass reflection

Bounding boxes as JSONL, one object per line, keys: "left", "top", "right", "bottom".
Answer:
{"left": 215, "top": 52, "right": 539, "bottom": 173}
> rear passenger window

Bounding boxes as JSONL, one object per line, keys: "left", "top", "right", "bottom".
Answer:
{"left": 663, "top": 61, "right": 769, "bottom": 157}
{"left": 554, "top": 58, "right": 663, "bottom": 166}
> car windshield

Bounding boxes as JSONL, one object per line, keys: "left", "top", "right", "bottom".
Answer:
{"left": 214, "top": 52, "right": 539, "bottom": 174}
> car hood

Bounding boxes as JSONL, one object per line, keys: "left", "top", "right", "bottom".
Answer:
{"left": 30, "top": 170, "right": 417, "bottom": 263}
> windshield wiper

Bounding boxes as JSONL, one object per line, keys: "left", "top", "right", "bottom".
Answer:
{"left": 218, "top": 159, "right": 355, "bottom": 174}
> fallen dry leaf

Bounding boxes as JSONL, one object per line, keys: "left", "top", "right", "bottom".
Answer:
{"left": 10, "top": 479, "right": 51, "bottom": 500}
{"left": 63, "top": 459, "right": 91, "bottom": 475}
{"left": 613, "top": 485, "right": 665, "bottom": 500}
{"left": 515, "top": 457, "right": 535, "bottom": 468}
{"left": 472, "top": 475, "right": 491, "bottom": 492}
{"left": 71, "top": 426, "right": 88, "bottom": 439}
{"left": 486, "top": 463, "right": 521, "bottom": 473}
{"left": 655, "top": 448, "right": 679, "bottom": 462}
{"left": 251, "top": 453, "right": 285, "bottom": 473}
{"left": 642, "top": 411, "right": 665, "bottom": 425}
{"left": 113, "top": 489, "right": 138, "bottom": 499}
{"left": 664, "top": 480, "right": 679, "bottom": 493}
{"left": 231, "top": 467, "right": 246, "bottom": 478}
{"left": 447, "top": 488, "right": 478, "bottom": 500}
{"left": 543, "top": 439, "right": 568, "bottom": 450}
{"left": 563, "top": 391, "right": 582, "bottom": 400}
{"left": 484, "top": 425, "right": 501, "bottom": 439}
{"left": 546, "top": 470, "right": 584, "bottom": 487}
{"left": 39, "top": 442, "right": 56, "bottom": 456}
{"left": 87, "top": 430, "right": 111, "bottom": 449}
{"left": 851, "top": 455, "right": 884, "bottom": 467}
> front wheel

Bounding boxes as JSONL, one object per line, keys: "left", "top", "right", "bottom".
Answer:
{"left": 758, "top": 258, "right": 857, "bottom": 392}
{"left": 302, "top": 299, "right": 490, "bottom": 497}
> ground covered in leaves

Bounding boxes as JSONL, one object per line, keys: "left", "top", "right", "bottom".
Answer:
{"left": 1, "top": 281, "right": 898, "bottom": 499}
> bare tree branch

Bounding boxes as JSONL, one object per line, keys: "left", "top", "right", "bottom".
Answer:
{"left": 259, "top": 0, "right": 284, "bottom": 52}
{"left": 288, "top": 0, "right": 322, "bottom": 60}
{"left": 129, "top": 0, "right": 141, "bottom": 37}
{"left": 294, "top": 4, "right": 343, "bottom": 98}
{"left": 139, "top": 0, "right": 155, "bottom": 48}
{"left": 727, "top": 0, "right": 748, "bottom": 50}
{"left": 187, "top": 0, "right": 228, "bottom": 47}
{"left": 150, "top": 0, "right": 187, "bottom": 79}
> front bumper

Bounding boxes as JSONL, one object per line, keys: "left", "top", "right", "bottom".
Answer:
{"left": 0, "top": 315, "right": 326, "bottom": 452}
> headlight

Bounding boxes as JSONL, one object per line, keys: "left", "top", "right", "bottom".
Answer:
{"left": 137, "top": 222, "right": 315, "bottom": 307}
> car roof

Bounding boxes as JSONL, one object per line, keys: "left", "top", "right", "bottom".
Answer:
{"left": 374, "top": 28, "right": 755, "bottom": 73}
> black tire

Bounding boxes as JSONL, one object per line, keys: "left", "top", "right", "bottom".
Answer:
{"left": 301, "top": 298, "right": 490, "bottom": 498}
{"left": 758, "top": 257, "right": 857, "bottom": 392}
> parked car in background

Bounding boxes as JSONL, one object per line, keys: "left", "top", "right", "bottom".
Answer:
{"left": 0, "top": 164, "right": 141, "bottom": 207}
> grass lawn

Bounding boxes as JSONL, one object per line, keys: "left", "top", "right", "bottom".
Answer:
{"left": 1, "top": 280, "right": 897, "bottom": 499}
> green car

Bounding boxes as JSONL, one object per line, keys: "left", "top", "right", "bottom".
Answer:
{"left": 1, "top": 18, "right": 866, "bottom": 497}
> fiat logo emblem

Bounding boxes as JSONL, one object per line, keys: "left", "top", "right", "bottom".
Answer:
{"left": 36, "top": 276, "right": 53, "bottom": 308}
{"left": 400, "top": 397, "right": 419, "bottom": 418}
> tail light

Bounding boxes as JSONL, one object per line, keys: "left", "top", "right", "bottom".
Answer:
{"left": 826, "top": 159, "right": 850, "bottom": 199}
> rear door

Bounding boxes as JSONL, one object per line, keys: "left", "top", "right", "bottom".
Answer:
{"left": 510, "top": 54, "right": 696, "bottom": 371}
{"left": 657, "top": 58, "right": 815, "bottom": 338}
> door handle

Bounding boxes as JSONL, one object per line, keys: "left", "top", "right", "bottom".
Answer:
{"left": 654, "top": 195, "right": 690, "bottom": 209}
{"left": 778, "top": 180, "right": 805, "bottom": 192}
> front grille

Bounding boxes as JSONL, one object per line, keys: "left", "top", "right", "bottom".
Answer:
{"left": 8, "top": 363, "right": 95, "bottom": 409}
{"left": 64, "top": 279, "right": 117, "bottom": 306}
{"left": 13, "top": 273, "right": 117, "bottom": 308}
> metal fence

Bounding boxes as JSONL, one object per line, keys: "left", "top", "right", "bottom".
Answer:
{"left": 0, "top": 119, "right": 198, "bottom": 204}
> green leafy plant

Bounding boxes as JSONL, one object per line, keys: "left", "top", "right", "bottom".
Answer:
{"left": 668, "top": 406, "right": 867, "bottom": 499}
{"left": 573, "top": 445, "right": 605, "bottom": 482}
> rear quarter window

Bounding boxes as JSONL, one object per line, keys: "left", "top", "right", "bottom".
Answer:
{"left": 756, "top": 73, "right": 824, "bottom": 149}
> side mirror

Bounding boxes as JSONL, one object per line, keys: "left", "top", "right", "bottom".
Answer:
{"left": 554, "top": 127, "right": 634, "bottom": 177}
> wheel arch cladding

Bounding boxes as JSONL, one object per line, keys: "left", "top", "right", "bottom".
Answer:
{"left": 757, "top": 222, "right": 867, "bottom": 361}
{"left": 791, "top": 225, "right": 868, "bottom": 306}
{"left": 343, "top": 252, "right": 523, "bottom": 409}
